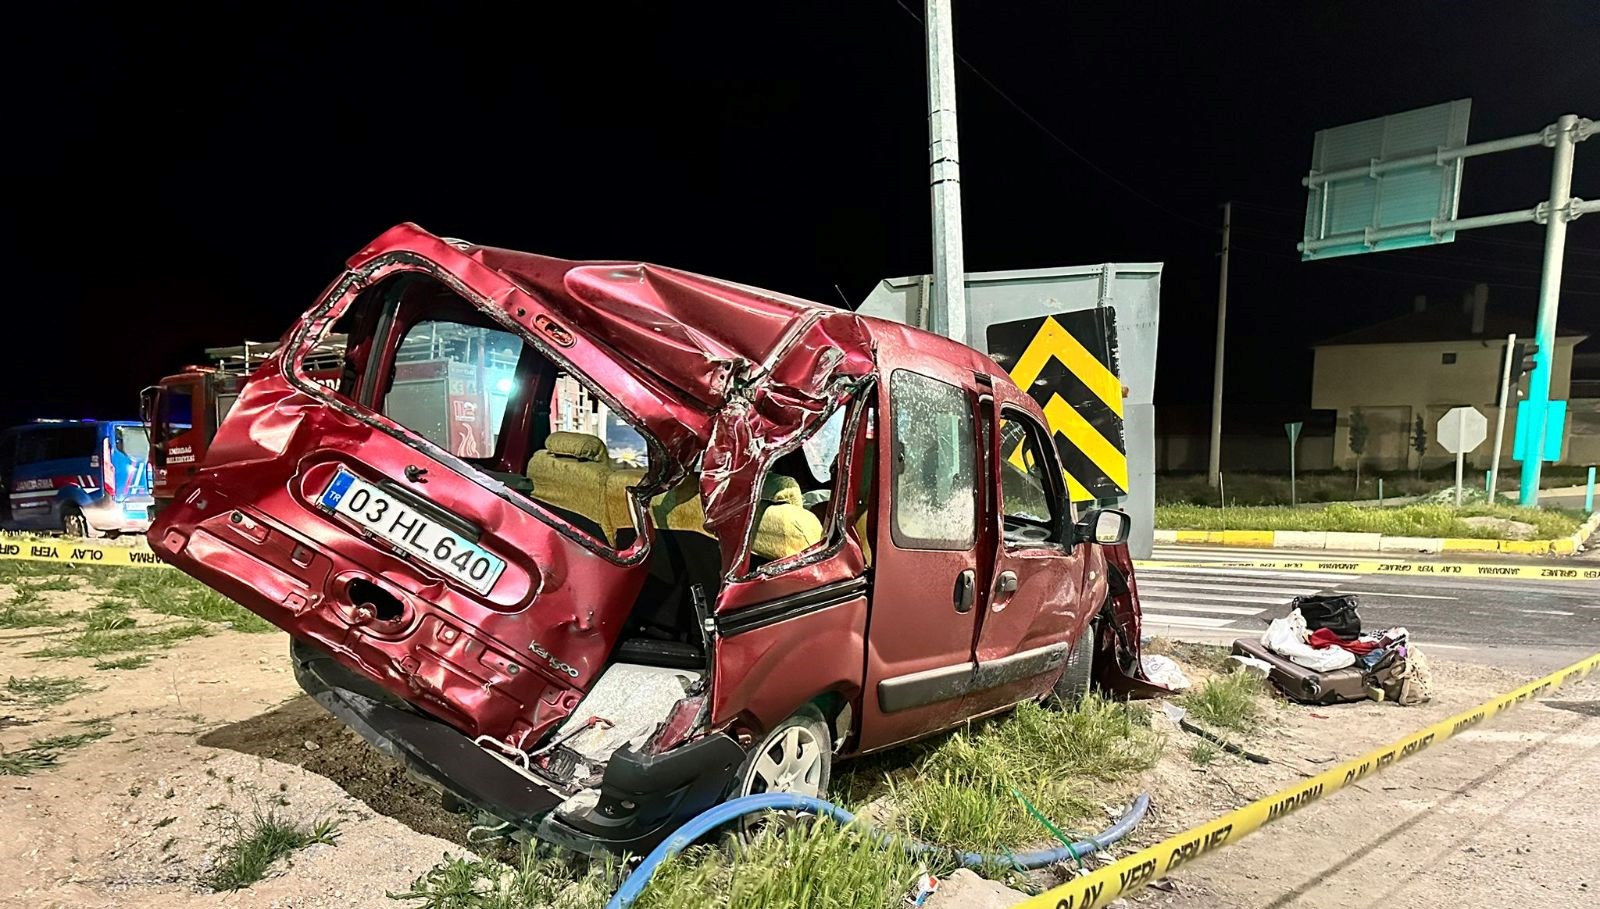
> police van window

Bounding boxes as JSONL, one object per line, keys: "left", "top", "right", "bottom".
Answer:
{"left": 383, "top": 319, "right": 523, "bottom": 459}
{"left": 19, "top": 427, "right": 97, "bottom": 465}
{"left": 998, "top": 415, "right": 1060, "bottom": 543}
{"left": 116, "top": 426, "right": 150, "bottom": 460}
{"left": 890, "top": 371, "right": 976, "bottom": 550}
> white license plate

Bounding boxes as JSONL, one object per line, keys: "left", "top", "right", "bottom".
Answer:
{"left": 318, "top": 469, "right": 505, "bottom": 594}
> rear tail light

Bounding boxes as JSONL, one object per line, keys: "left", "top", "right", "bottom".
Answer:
{"left": 102, "top": 438, "right": 116, "bottom": 497}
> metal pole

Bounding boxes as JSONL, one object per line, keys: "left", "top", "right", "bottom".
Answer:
{"left": 1488, "top": 332, "right": 1515, "bottom": 503}
{"left": 1519, "top": 115, "right": 1580, "bottom": 507}
{"left": 1455, "top": 450, "right": 1465, "bottom": 507}
{"left": 1587, "top": 466, "right": 1596, "bottom": 513}
{"left": 1208, "top": 202, "right": 1231, "bottom": 488}
{"left": 924, "top": 0, "right": 966, "bottom": 343}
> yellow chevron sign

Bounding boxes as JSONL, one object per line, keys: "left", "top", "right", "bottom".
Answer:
{"left": 988, "top": 311, "right": 1127, "bottom": 502}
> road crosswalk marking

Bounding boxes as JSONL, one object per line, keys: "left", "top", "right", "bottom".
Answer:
{"left": 1135, "top": 547, "right": 1340, "bottom": 635}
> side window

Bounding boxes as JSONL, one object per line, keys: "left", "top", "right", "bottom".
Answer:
{"left": 890, "top": 371, "right": 976, "bottom": 550}
{"left": 998, "top": 414, "right": 1061, "bottom": 544}
{"left": 384, "top": 319, "right": 523, "bottom": 459}
{"left": 745, "top": 403, "right": 851, "bottom": 572}
{"left": 116, "top": 425, "right": 150, "bottom": 460}
{"left": 160, "top": 389, "right": 194, "bottom": 440}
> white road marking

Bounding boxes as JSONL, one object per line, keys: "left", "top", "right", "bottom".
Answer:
{"left": 1140, "top": 591, "right": 1290, "bottom": 605}
{"left": 1138, "top": 580, "right": 1313, "bottom": 596}
{"left": 1141, "top": 567, "right": 1349, "bottom": 582}
{"left": 1334, "top": 589, "right": 1459, "bottom": 601}
{"left": 1140, "top": 614, "right": 1239, "bottom": 629}
{"left": 1130, "top": 601, "right": 1263, "bottom": 616}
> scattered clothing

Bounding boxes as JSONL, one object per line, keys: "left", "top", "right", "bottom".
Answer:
{"left": 1306, "top": 627, "right": 1381, "bottom": 654}
{"left": 1140, "top": 654, "right": 1191, "bottom": 691}
{"left": 1262, "top": 610, "right": 1356, "bottom": 671}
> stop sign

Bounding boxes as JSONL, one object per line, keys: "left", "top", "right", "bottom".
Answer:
{"left": 1437, "top": 406, "right": 1488, "bottom": 454}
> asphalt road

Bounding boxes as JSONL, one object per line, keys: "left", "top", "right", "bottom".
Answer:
{"left": 1135, "top": 545, "right": 1600, "bottom": 673}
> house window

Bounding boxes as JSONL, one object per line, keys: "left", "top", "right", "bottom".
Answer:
{"left": 1441, "top": 352, "right": 1457, "bottom": 365}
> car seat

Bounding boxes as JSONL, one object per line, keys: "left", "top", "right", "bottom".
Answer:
{"left": 526, "top": 432, "right": 620, "bottom": 542}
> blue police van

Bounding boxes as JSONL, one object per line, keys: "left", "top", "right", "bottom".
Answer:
{"left": 0, "top": 420, "right": 154, "bottom": 536}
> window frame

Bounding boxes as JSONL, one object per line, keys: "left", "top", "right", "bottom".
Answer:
{"left": 283, "top": 258, "right": 668, "bottom": 566}
{"left": 733, "top": 389, "right": 869, "bottom": 582}
{"left": 888, "top": 369, "right": 978, "bottom": 552}
{"left": 995, "top": 407, "right": 1069, "bottom": 548}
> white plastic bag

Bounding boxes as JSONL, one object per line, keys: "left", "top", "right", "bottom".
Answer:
{"left": 1262, "top": 609, "right": 1356, "bottom": 672}
{"left": 1140, "top": 654, "right": 1191, "bottom": 691}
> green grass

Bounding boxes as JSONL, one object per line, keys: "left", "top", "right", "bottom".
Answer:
{"left": 94, "top": 654, "right": 154, "bottom": 671}
{"left": 3, "top": 675, "right": 97, "bottom": 708}
{"left": 394, "top": 846, "right": 623, "bottom": 909}
{"left": 0, "top": 722, "right": 111, "bottom": 776}
{"left": 1155, "top": 501, "right": 1583, "bottom": 540}
{"left": 1179, "top": 673, "right": 1268, "bottom": 734}
{"left": 28, "top": 622, "right": 212, "bottom": 660}
{"left": 1188, "top": 741, "right": 1220, "bottom": 767}
{"left": 205, "top": 810, "right": 341, "bottom": 891}
{"left": 0, "top": 600, "right": 77, "bottom": 629}
{"left": 106, "top": 571, "right": 275, "bottom": 634}
{"left": 1158, "top": 467, "right": 1592, "bottom": 508}
{"left": 844, "top": 696, "right": 1163, "bottom": 853}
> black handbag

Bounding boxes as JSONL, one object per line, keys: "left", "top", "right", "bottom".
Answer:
{"left": 1292, "top": 594, "right": 1361, "bottom": 639}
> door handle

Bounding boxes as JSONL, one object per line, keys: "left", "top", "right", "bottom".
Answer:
{"left": 953, "top": 569, "right": 976, "bottom": 614}
{"left": 995, "top": 570, "right": 1018, "bottom": 595}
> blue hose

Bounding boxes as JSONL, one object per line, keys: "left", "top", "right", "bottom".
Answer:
{"left": 604, "top": 792, "right": 1150, "bottom": 909}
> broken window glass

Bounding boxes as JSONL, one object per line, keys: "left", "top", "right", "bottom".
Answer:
{"left": 890, "top": 370, "right": 975, "bottom": 550}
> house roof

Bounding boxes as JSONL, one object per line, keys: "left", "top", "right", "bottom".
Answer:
{"left": 1314, "top": 307, "right": 1587, "bottom": 347}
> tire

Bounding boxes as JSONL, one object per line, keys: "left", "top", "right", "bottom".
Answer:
{"left": 734, "top": 706, "right": 832, "bottom": 801}
{"left": 60, "top": 505, "right": 90, "bottom": 538}
{"left": 1052, "top": 617, "right": 1097, "bottom": 706}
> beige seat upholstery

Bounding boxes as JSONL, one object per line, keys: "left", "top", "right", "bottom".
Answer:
{"left": 751, "top": 474, "right": 823, "bottom": 560}
{"left": 527, "top": 432, "right": 610, "bottom": 529}
{"left": 650, "top": 472, "right": 824, "bottom": 562}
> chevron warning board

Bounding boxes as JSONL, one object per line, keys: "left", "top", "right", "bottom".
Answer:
{"left": 987, "top": 309, "right": 1125, "bottom": 502}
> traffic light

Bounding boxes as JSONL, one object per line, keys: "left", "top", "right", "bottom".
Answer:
{"left": 1506, "top": 341, "right": 1540, "bottom": 398}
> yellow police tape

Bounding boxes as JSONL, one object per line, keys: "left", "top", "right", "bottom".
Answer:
{"left": 1138, "top": 557, "right": 1600, "bottom": 581}
{"left": 0, "top": 534, "right": 167, "bottom": 568}
{"left": 1015, "top": 650, "right": 1600, "bottom": 909}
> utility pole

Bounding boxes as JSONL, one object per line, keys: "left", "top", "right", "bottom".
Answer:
{"left": 924, "top": 0, "right": 966, "bottom": 343}
{"left": 1207, "top": 201, "right": 1231, "bottom": 488}
{"left": 1488, "top": 332, "right": 1515, "bottom": 503}
{"left": 1519, "top": 114, "right": 1581, "bottom": 507}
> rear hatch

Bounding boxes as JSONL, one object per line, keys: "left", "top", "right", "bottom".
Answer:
{"left": 149, "top": 229, "right": 704, "bottom": 755}
{"left": 106, "top": 422, "right": 153, "bottom": 515}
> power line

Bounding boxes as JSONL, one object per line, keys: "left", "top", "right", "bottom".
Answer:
{"left": 891, "top": 0, "right": 1217, "bottom": 233}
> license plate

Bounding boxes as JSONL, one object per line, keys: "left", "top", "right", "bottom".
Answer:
{"left": 318, "top": 469, "right": 506, "bottom": 594}
{"left": 125, "top": 509, "right": 148, "bottom": 520}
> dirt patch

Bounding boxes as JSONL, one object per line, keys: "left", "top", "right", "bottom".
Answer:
{"left": 199, "top": 697, "right": 475, "bottom": 844}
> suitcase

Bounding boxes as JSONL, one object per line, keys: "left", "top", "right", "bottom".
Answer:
{"left": 1231, "top": 638, "right": 1373, "bottom": 705}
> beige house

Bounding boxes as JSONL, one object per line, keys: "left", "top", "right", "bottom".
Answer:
{"left": 1311, "top": 287, "right": 1588, "bottom": 471}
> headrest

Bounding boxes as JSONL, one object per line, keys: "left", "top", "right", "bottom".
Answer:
{"left": 760, "top": 474, "right": 804, "bottom": 508}
{"left": 543, "top": 432, "right": 608, "bottom": 462}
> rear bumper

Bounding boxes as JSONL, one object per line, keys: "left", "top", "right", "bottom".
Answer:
{"left": 292, "top": 639, "right": 745, "bottom": 854}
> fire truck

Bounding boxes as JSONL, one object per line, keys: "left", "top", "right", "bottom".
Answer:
{"left": 141, "top": 337, "right": 347, "bottom": 516}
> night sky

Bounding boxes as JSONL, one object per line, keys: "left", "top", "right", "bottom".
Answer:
{"left": 5, "top": 2, "right": 1598, "bottom": 430}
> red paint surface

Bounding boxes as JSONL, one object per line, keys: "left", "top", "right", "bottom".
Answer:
{"left": 152, "top": 223, "right": 1152, "bottom": 760}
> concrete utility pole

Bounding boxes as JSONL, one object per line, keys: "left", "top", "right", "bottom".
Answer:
{"left": 924, "top": 0, "right": 966, "bottom": 343}
{"left": 1207, "top": 202, "right": 1231, "bottom": 488}
{"left": 1519, "top": 114, "right": 1580, "bottom": 506}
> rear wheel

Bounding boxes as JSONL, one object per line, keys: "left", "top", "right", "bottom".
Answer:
{"left": 1053, "top": 617, "right": 1097, "bottom": 706}
{"left": 736, "top": 707, "right": 831, "bottom": 800}
{"left": 61, "top": 505, "right": 90, "bottom": 538}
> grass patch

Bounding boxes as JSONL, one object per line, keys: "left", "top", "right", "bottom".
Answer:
{"left": 854, "top": 697, "right": 1163, "bottom": 853}
{"left": 3, "top": 675, "right": 97, "bottom": 708}
{"left": 104, "top": 571, "right": 276, "bottom": 634}
{"left": 205, "top": 810, "right": 340, "bottom": 891}
{"left": 1179, "top": 673, "right": 1267, "bottom": 734}
{"left": 94, "top": 654, "right": 154, "bottom": 671}
{"left": 1188, "top": 741, "right": 1220, "bottom": 767}
{"left": 394, "top": 845, "right": 622, "bottom": 909}
{"left": 0, "top": 600, "right": 77, "bottom": 629}
{"left": 1155, "top": 501, "right": 1582, "bottom": 540}
{"left": 29, "top": 622, "right": 212, "bottom": 660}
{"left": 0, "top": 722, "right": 111, "bottom": 776}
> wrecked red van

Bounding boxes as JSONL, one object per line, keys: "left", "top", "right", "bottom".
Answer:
{"left": 150, "top": 223, "right": 1156, "bottom": 854}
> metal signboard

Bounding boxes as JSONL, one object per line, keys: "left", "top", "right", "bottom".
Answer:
{"left": 1437, "top": 406, "right": 1487, "bottom": 454}
{"left": 1302, "top": 99, "right": 1472, "bottom": 260}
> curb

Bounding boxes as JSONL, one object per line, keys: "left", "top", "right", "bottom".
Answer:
{"left": 1154, "top": 511, "right": 1600, "bottom": 556}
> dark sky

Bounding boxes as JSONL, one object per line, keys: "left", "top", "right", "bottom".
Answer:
{"left": 5, "top": 2, "right": 1599, "bottom": 430}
